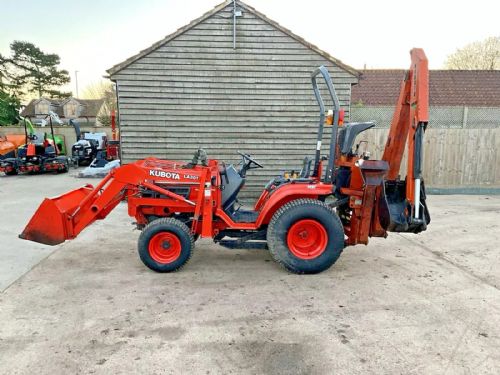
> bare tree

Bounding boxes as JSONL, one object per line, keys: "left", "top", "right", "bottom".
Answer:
{"left": 445, "top": 36, "right": 500, "bottom": 70}
{"left": 81, "top": 80, "right": 117, "bottom": 126}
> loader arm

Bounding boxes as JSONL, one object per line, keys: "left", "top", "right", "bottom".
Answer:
{"left": 382, "top": 48, "right": 429, "bottom": 223}
{"left": 20, "top": 163, "right": 195, "bottom": 245}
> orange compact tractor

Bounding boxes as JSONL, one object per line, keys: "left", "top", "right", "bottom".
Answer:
{"left": 21, "top": 49, "right": 430, "bottom": 274}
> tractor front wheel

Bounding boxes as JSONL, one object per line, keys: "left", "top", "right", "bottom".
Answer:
{"left": 138, "top": 218, "right": 194, "bottom": 272}
{"left": 267, "top": 199, "right": 344, "bottom": 274}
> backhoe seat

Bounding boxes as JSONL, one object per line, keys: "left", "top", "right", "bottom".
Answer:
{"left": 220, "top": 165, "right": 245, "bottom": 211}
{"left": 338, "top": 122, "right": 375, "bottom": 155}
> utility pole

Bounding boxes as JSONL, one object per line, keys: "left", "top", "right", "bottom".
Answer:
{"left": 75, "top": 70, "right": 79, "bottom": 98}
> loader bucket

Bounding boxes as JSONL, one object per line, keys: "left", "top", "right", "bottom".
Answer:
{"left": 20, "top": 185, "right": 94, "bottom": 245}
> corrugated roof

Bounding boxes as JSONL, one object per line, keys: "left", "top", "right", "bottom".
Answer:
{"left": 107, "top": 0, "right": 359, "bottom": 77}
{"left": 351, "top": 70, "right": 500, "bottom": 107}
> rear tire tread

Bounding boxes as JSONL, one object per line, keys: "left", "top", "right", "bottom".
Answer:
{"left": 267, "top": 198, "right": 344, "bottom": 274}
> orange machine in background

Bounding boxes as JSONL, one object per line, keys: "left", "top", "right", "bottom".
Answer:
{"left": 0, "top": 134, "right": 25, "bottom": 158}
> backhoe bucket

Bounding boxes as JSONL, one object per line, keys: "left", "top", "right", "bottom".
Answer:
{"left": 383, "top": 179, "right": 431, "bottom": 233}
{"left": 20, "top": 185, "right": 94, "bottom": 245}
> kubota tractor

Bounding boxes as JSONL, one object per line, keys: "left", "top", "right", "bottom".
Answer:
{"left": 20, "top": 49, "right": 430, "bottom": 274}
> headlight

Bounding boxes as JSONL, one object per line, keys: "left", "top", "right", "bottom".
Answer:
{"left": 32, "top": 157, "right": 38, "bottom": 161}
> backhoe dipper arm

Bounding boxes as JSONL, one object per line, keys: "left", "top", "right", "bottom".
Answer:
{"left": 20, "top": 163, "right": 194, "bottom": 246}
{"left": 382, "top": 48, "right": 429, "bottom": 219}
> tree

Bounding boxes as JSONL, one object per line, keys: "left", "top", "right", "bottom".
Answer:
{"left": 0, "top": 58, "right": 21, "bottom": 125}
{"left": 445, "top": 36, "right": 500, "bottom": 70}
{"left": 81, "top": 80, "right": 117, "bottom": 126}
{"left": 0, "top": 90, "right": 20, "bottom": 126}
{"left": 0, "top": 41, "right": 71, "bottom": 99}
{"left": 0, "top": 54, "right": 18, "bottom": 95}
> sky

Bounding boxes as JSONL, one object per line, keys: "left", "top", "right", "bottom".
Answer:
{"left": 1, "top": 0, "right": 499, "bottom": 98}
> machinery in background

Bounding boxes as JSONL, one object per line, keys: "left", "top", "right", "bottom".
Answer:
{"left": 0, "top": 134, "right": 25, "bottom": 160}
{"left": 31, "top": 110, "right": 64, "bottom": 127}
{"left": 71, "top": 111, "right": 120, "bottom": 167}
{"left": 106, "top": 110, "right": 120, "bottom": 161}
{"left": 21, "top": 49, "right": 430, "bottom": 274}
{"left": 76, "top": 110, "right": 121, "bottom": 177}
{"left": 0, "top": 115, "right": 69, "bottom": 175}
{"left": 70, "top": 118, "right": 108, "bottom": 166}
{"left": 1, "top": 110, "right": 120, "bottom": 175}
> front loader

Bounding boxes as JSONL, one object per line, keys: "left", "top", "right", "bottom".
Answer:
{"left": 20, "top": 49, "right": 430, "bottom": 274}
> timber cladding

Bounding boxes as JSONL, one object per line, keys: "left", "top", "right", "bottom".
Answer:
{"left": 108, "top": 0, "right": 359, "bottom": 200}
{"left": 351, "top": 128, "right": 500, "bottom": 189}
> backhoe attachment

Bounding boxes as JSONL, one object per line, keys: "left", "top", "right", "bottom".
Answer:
{"left": 381, "top": 48, "right": 431, "bottom": 233}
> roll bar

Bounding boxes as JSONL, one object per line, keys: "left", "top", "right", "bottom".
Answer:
{"left": 311, "top": 66, "right": 341, "bottom": 183}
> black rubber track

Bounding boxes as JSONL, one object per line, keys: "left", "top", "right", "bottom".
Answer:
{"left": 138, "top": 217, "right": 194, "bottom": 273}
{"left": 267, "top": 198, "right": 345, "bottom": 274}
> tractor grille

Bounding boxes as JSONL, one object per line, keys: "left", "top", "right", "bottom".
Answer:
{"left": 141, "top": 186, "right": 191, "bottom": 199}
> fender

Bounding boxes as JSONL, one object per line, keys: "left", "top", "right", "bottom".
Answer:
{"left": 255, "top": 182, "right": 333, "bottom": 227}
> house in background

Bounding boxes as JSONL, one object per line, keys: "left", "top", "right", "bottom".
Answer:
{"left": 107, "top": 0, "right": 359, "bottom": 199}
{"left": 351, "top": 70, "right": 500, "bottom": 128}
{"left": 21, "top": 97, "right": 106, "bottom": 125}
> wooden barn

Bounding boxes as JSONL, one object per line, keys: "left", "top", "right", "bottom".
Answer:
{"left": 108, "top": 0, "right": 359, "bottom": 199}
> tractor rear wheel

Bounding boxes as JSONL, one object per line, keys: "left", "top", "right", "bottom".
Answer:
{"left": 267, "top": 199, "right": 344, "bottom": 274}
{"left": 138, "top": 218, "right": 194, "bottom": 272}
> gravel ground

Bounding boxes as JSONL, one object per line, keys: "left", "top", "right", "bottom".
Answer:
{"left": 0, "top": 172, "right": 499, "bottom": 374}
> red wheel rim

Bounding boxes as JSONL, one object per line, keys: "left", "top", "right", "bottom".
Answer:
{"left": 287, "top": 219, "right": 328, "bottom": 259}
{"left": 148, "top": 232, "right": 182, "bottom": 264}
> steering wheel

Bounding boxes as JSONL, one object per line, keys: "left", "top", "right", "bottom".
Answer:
{"left": 237, "top": 151, "right": 264, "bottom": 169}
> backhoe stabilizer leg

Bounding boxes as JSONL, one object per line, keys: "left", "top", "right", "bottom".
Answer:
{"left": 413, "top": 123, "right": 425, "bottom": 220}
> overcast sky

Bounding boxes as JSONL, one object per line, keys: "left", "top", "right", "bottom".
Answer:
{"left": 1, "top": 0, "right": 498, "bottom": 97}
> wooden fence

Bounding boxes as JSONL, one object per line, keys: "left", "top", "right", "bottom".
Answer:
{"left": 359, "top": 128, "right": 500, "bottom": 190}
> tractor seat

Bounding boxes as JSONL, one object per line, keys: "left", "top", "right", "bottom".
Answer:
{"left": 338, "top": 122, "right": 375, "bottom": 155}
{"left": 220, "top": 164, "right": 260, "bottom": 223}
{"left": 220, "top": 164, "right": 245, "bottom": 211}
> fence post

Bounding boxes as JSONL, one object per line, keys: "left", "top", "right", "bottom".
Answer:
{"left": 462, "top": 106, "right": 469, "bottom": 128}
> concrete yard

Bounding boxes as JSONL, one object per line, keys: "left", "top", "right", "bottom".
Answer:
{"left": 0, "top": 172, "right": 499, "bottom": 374}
